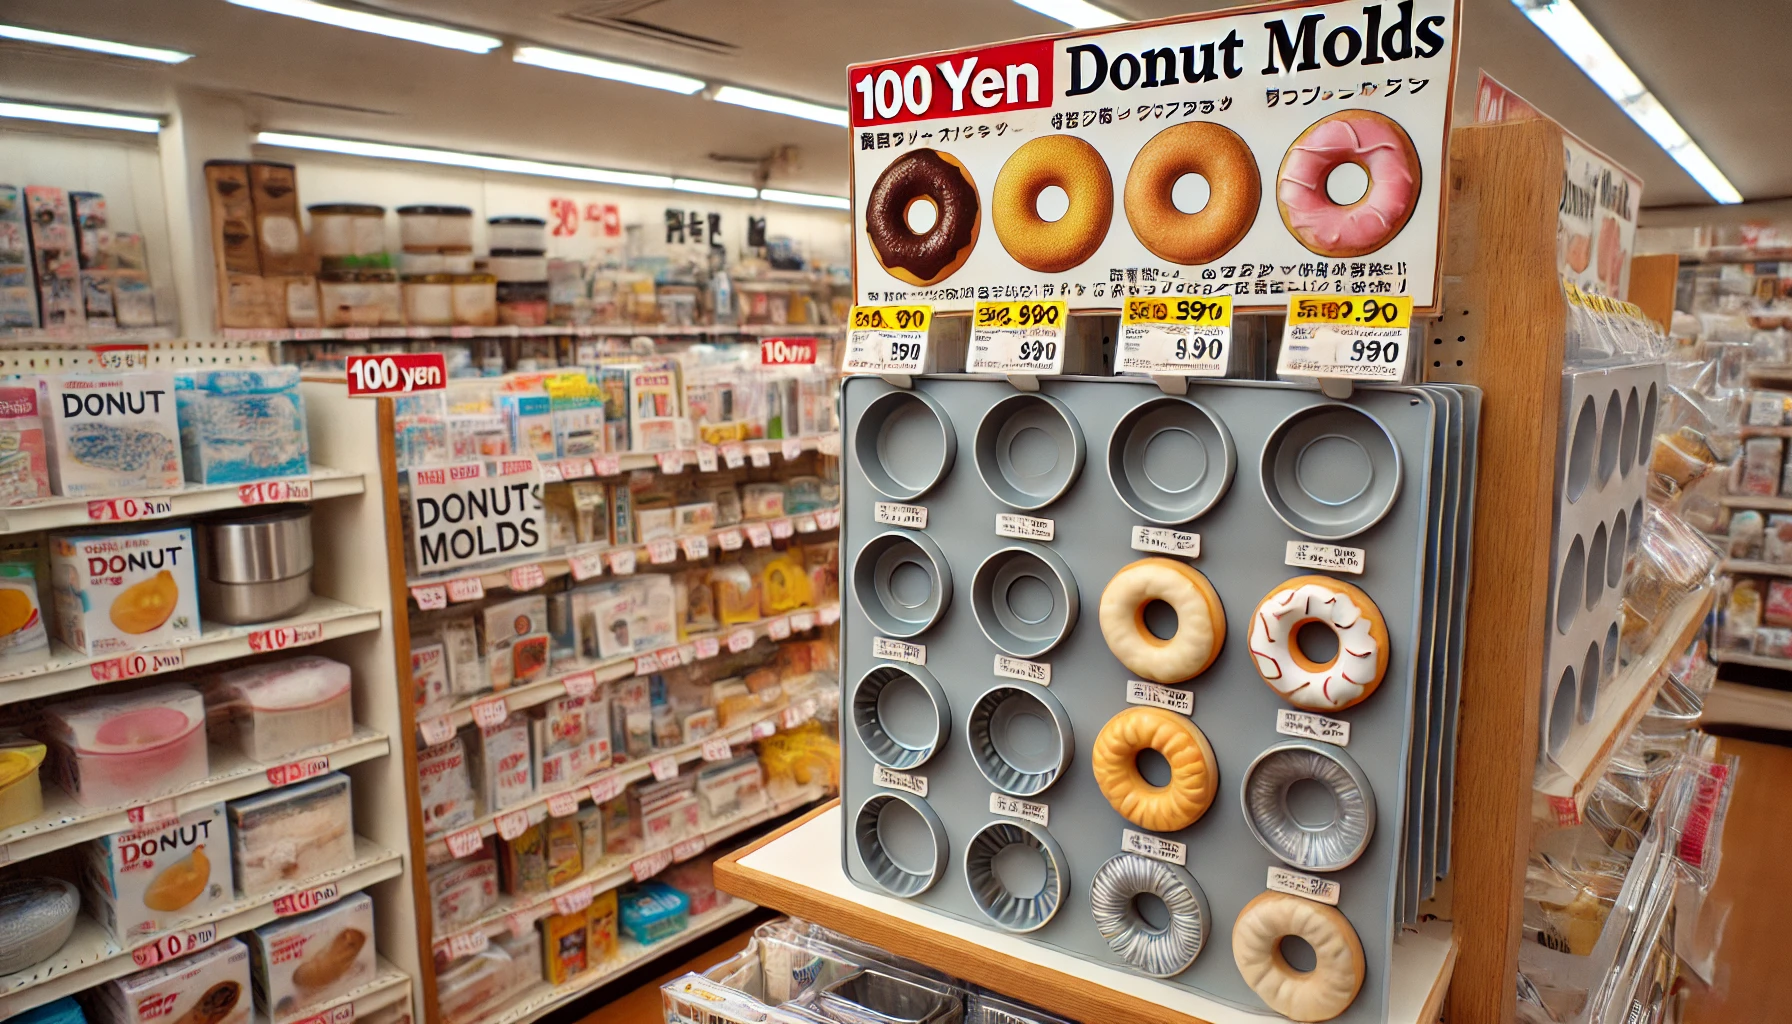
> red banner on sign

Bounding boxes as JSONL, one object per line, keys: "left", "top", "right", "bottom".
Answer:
{"left": 345, "top": 352, "right": 448, "bottom": 396}
{"left": 760, "top": 337, "right": 818, "bottom": 366}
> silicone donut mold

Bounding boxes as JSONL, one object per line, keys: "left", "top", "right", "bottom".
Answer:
{"left": 1240, "top": 741, "right": 1376, "bottom": 872}
{"left": 1089, "top": 853, "right": 1211, "bottom": 978}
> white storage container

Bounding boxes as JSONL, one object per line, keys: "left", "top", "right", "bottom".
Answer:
{"left": 42, "top": 684, "right": 208, "bottom": 807}
{"left": 204, "top": 656, "right": 352, "bottom": 762}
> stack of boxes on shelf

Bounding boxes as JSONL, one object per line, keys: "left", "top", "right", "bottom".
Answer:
{"left": 0, "top": 184, "right": 158, "bottom": 331}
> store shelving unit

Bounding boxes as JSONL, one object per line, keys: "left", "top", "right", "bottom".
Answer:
{"left": 225, "top": 323, "right": 845, "bottom": 343}
{"left": 0, "top": 466, "right": 363, "bottom": 533}
{"left": 256, "top": 961, "right": 413, "bottom": 1024}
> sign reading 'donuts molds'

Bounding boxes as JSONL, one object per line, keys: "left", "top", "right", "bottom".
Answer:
{"left": 408, "top": 459, "right": 546, "bottom": 574}
{"left": 847, "top": 0, "right": 1461, "bottom": 315}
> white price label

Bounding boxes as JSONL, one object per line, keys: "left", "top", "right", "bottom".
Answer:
{"left": 127, "top": 798, "right": 179, "bottom": 829}
{"left": 694, "top": 636, "right": 720, "bottom": 659}
{"left": 650, "top": 755, "right": 678, "bottom": 781}
{"left": 87, "top": 496, "right": 176, "bottom": 522}
{"left": 634, "top": 650, "right": 666, "bottom": 675}
{"left": 872, "top": 636, "right": 925, "bottom": 665}
{"left": 751, "top": 719, "right": 777, "bottom": 740}
{"left": 1122, "top": 828, "right": 1187, "bottom": 866}
{"left": 1267, "top": 867, "right": 1341, "bottom": 906}
{"left": 789, "top": 611, "right": 817, "bottom": 632}
{"left": 770, "top": 517, "right": 795, "bottom": 540}
{"left": 266, "top": 755, "right": 330, "bottom": 786}
{"left": 547, "top": 791, "right": 582, "bottom": 817}
{"left": 768, "top": 616, "right": 792, "bottom": 641}
{"left": 656, "top": 450, "right": 687, "bottom": 474}
{"left": 555, "top": 883, "right": 596, "bottom": 916}
{"left": 132, "top": 924, "right": 219, "bottom": 968}
{"left": 819, "top": 604, "right": 841, "bottom": 626}
{"left": 594, "top": 454, "right": 622, "bottom": 476}
{"left": 647, "top": 539, "right": 678, "bottom": 564}
{"left": 844, "top": 304, "right": 932, "bottom": 374}
{"left": 539, "top": 461, "right": 564, "bottom": 483}
{"left": 419, "top": 715, "right": 455, "bottom": 746}
{"left": 447, "top": 576, "right": 485, "bottom": 603}
{"left": 273, "top": 882, "right": 340, "bottom": 916}
{"left": 444, "top": 929, "right": 488, "bottom": 959}
{"left": 794, "top": 514, "right": 818, "bottom": 534}
{"left": 291, "top": 1004, "right": 356, "bottom": 1024}
{"left": 91, "top": 648, "right": 185, "bottom": 683}
{"left": 696, "top": 446, "right": 719, "bottom": 472}
{"left": 567, "top": 550, "right": 605, "bottom": 583}
{"left": 1126, "top": 679, "right": 1194, "bottom": 715}
{"left": 247, "top": 622, "right": 324, "bottom": 652}
{"left": 727, "top": 629, "right": 755, "bottom": 653}
{"left": 995, "top": 513, "right": 1054, "bottom": 541}
{"left": 1131, "top": 526, "right": 1200, "bottom": 558}
{"left": 673, "top": 836, "right": 707, "bottom": 862}
{"left": 238, "top": 478, "right": 314, "bottom": 505}
{"left": 496, "top": 809, "right": 532, "bottom": 841}
{"left": 508, "top": 563, "right": 547, "bottom": 592}
{"left": 994, "top": 655, "right": 1050, "bottom": 685}
{"left": 702, "top": 735, "right": 732, "bottom": 762}
{"left": 1276, "top": 295, "right": 1413, "bottom": 382}
{"left": 1118, "top": 296, "right": 1233, "bottom": 376}
{"left": 631, "top": 849, "right": 673, "bottom": 882}
{"left": 680, "top": 535, "right": 710, "bottom": 560}
{"left": 874, "top": 764, "right": 927, "bottom": 797}
{"left": 563, "top": 672, "right": 596, "bottom": 698}
{"left": 781, "top": 702, "right": 813, "bottom": 730}
{"left": 472, "top": 697, "right": 509, "bottom": 730}
{"left": 750, "top": 447, "right": 773, "bottom": 468}
{"left": 721, "top": 443, "right": 746, "bottom": 469}
{"left": 506, "top": 910, "right": 539, "bottom": 939}
{"left": 445, "top": 827, "right": 484, "bottom": 858}
{"left": 608, "top": 548, "right": 638, "bottom": 575}
{"left": 1276, "top": 708, "right": 1351, "bottom": 745}
{"left": 717, "top": 528, "right": 744, "bottom": 551}
{"left": 745, "top": 523, "right": 773, "bottom": 547}
{"left": 412, "top": 584, "right": 448, "bottom": 610}
{"left": 968, "top": 300, "right": 1068, "bottom": 374}
{"left": 1284, "top": 541, "right": 1366, "bottom": 575}
{"left": 815, "top": 506, "right": 840, "bottom": 529}
{"left": 559, "top": 458, "right": 595, "bottom": 480}
{"left": 990, "top": 793, "right": 1049, "bottom": 826}
{"left": 588, "top": 775, "right": 625, "bottom": 804}
{"left": 782, "top": 438, "right": 805, "bottom": 461}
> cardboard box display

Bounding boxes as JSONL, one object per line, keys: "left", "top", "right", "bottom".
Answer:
{"left": 38, "top": 372, "right": 183, "bottom": 496}
{"left": 247, "top": 891, "right": 377, "bottom": 1022}
{"left": 204, "top": 162, "right": 259, "bottom": 276}
{"left": 83, "top": 803, "right": 232, "bottom": 942}
{"left": 417, "top": 735, "right": 476, "bottom": 834}
{"left": 248, "top": 163, "right": 306, "bottom": 277}
{"left": 50, "top": 525, "right": 199, "bottom": 655}
{"left": 227, "top": 773, "right": 353, "bottom": 899}
{"left": 472, "top": 712, "right": 533, "bottom": 812}
{"left": 0, "top": 383, "right": 50, "bottom": 505}
{"left": 89, "top": 937, "right": 253, "bottom": 1024}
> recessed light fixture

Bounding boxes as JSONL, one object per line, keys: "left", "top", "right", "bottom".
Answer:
{"left": 0, "top": 99, "right": 161, "bottom": 133}
{"left": 759, "top": 189, "right": 851, "bottom": 210}
{"left": 513, "top": 45, "right": 705, "bottom": 95}
{"left": 0, "top": 23, "right": 192, "bottom": 63}
{"left": 674, "top": 179, "right": 759, "bottom": 199}
{"left": 1011, "top": 0, "right": 1125, "bottom": 29}
{"left": 1513, "top": 0, "right": 1740, "bottom": 204}
{"left": 224, "top": 0, "right": 501, "bottom": 54}
{"left": 713, "top": 86, "right": 848, "bottom": 128}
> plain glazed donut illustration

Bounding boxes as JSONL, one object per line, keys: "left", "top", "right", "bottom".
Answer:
{"left": 1124, "top": 121, "right": 1261, "bottom": 265}
{"left": 1276, "top": 109, "right": 1421, "bottom": 259}
{"left": 1090, "top": 853, "right": 1210, "bottom": 977}
{"left": 991, "top": 135, "right": 1113, "bottom": 273}
{"left": 1248, "top": 575, "right": 1389, "bottom": 712}
{"left": 1232, "top": 891, "right": 1365, "bottom": 1022}
{"left": 865, "top": 149, "right": 980, "bottom": 287}
{"left": 1098, "top": 557, "right": 1225, "bottom": 684}
{"left": 1092, "top": 706, "right": 1218, "bottom": 832}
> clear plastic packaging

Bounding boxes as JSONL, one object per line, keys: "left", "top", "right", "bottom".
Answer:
{"left": 228, "top": 772, "right": 354, "bottom": 898}
{"left": 204, "top": 656, "right": 352, "bottom": 762}
{"left": 42, "top": 684, "right": 208, "bottom": 806}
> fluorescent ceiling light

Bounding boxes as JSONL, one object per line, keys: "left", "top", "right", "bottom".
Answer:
{"left": 514, "top": 45, "right": 704, "bottom": 95}
{"left": 674, "top": 178, "right": 758, "bottom": 199}
{"left": 0, "top": 99, "right": 160, "bottom": 133}
{"left": 257, "top": 131, "right": 672, "bottom": 189}
{"left": 224, "top": 0, "right": 500, "bottom": 53}
{"left": 713, "top": 86, "right": 847, "bottom": 127}
{"left": 1514, "top": 0, "right": 1741, "bottom": 204}
{"left": 0, "top": 23, "right": 191, "bottom": 63}
{"left": 759, "top": 189, "right": 850, "bottom": 210}
{"left": 1011, "top": 0, "right": 1125, "bottom": 29}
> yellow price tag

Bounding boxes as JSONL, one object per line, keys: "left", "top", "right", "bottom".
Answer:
{"left": 849, "top": 304, "right": 931, "bottom": 333}
{"left": 967, "top": 299, "right": 1069, "bottom": 375}
{"left": 973, "top": 299, "right": 1066, "bottom": 330}
{"left": 844, "top": 303, "right": 933, "bottom": 375}
{"left": 1122, "top": 295, "right": 1232, "bottom": 328}
{"left": 1286, "top": 294, "right": 1412, "bottom": 329}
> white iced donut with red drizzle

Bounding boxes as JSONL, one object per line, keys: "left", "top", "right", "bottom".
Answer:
{"left": 1248, "top": 576, "right": 1389, "bottom": 712}
{"left": 1276, "top": 110, "right": 1421, "bottom": 259}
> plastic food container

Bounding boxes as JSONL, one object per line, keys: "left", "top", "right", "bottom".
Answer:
{"left": 486, "top": 251, "right": 548, "bottom": 283}
{"left": 403, "top": 276, "right": 454, "bottom": 326}
{"left": 0, "top": 878, "right": 79, "bottom": 975}
{"left": 398, "top": 252, "right": 445, "bottom": 276}
{"left": 619, "top": 881, "right": 689, "bottom": 944}
{"left": 199, "top": 506, "right": 313, "bottom": 624}
{"left": 0, "top": 734, "right": 46, "bottom": 828}
{"left": 487, "top": 217, "right": 546, "bottom": 251}
{"left": 398, "top": 205, "right": 474, "bottom": 251}
{"left": 497, "top": 281, "right": 548, "bottom": 326}
{"left": 205, "top": 655, "right": 352, "bottom": 762}
{"left": 41, "top": 684, "right": 208, "bottom": 807}
{"left": 452, "top": 273, "right": 497, "bottom": 326}
{"left": 308, "top": 203, "right": 385, "bottom": 258}
{"left": 229, "top": 772, "right": 353, "bottom": 897}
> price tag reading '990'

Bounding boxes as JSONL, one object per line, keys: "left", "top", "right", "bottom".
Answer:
{"left": 967, "top": 300, "right": 1067, "bottom": 375}
{"left": 1276, "top": 294, "right": 1413, "bottom": 382}
{"left": 844, "top": 305, "right": 931, "bottom": 375}
{"left": 1118, "top": 296, "right": 1231, "bottom": 377}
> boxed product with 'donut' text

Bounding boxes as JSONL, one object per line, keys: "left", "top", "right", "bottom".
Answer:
{"left": 38, "top": 372, "right": 182, "bottom": 496}
{"left": 51, "top": 525, "right": 200, "bottom": 655}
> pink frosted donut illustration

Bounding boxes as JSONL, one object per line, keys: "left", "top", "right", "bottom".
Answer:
{"left": 1276, "top": 110, "right": 1422, "bottom": 259}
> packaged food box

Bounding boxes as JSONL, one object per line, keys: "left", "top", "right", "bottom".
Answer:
{"left": 540, "top": 906, "right": 588, "bottom": 984}
{"left": 546, "top": 817, "right": 582, "bottom": 887}
{"left": 430, "top": 844, "right": 499, "bottom": 930}
{"left": 1741, "top": 436, "right": 1784, "bottom": 496}
{"left": 43, "top": 684, "right": 208, "bottom": 807}
{"left": 619, "top": 881, "right": 689, "bottom": 944}
{"left": 227, "top": 773, "right": 353, "bottom": 898}
{"left": 664, "top": 854, "right": 730, "bottom": 916}
{"left": 472, "top": 713, "right": 532, "bottom": 812}
{"left": 441, "top": 614, "right": 483, "bottom": 696}
{"left": 0, "top": 559, "right": 49, "bottom": 658}
{"left": 480, "top": 595, "right": 549, "bottom": 692}
{"left": 1765, "top": 514, "right": 1792, "bottom": 564}
{"left": 412, "top": 639, "right": 451, "bottom": 713}
{"left": 531, "top": 694, "right": 608, "bottom": 790}
{"left": 0, "top": 732, "right": 46, "bottom": 829}
{"left": 50, "top": 526, "right": 200, "bottom": 656}
{"left": 418, "top": 735, "right": 477, "bottom": 835}
{"left": 696, "top": 755, "right": 767, "bottom": 822}
{"left": 247, "top": 891, "right": 377, "bottom": 1022}
{"left": 575, "top": 804, "right": 604, "bottom": 867}
{"left": 174, "top": 367, "right": 310, "bottom": 485}
{"left": 587, "top": 888, "right": 619, "bottom": 962}
{"left": 501, "top": 822, "right": 548, "bottom": 896}
{"left": 38, "top": 372, "right": 182, "bottom": 496}
{"left": 89, "top": 937, "right": 252, "bottom": 1024}
{"left": 0, "top": 383, "right": 50, "bottom": 505}
{"left": 203, "top": 656, "right": 352, "bottom": 762}
{"left": 82, "top": 802, "right": 232, "bottom": 942}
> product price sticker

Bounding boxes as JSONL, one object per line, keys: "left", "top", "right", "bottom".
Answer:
{"left": 291, "top": 1004, "right": 355, "bottom": 1024}
{"left": 538, "top": 461, "right": 563, "bottom": 484}
{"left": 567, "top": 548, "right": 605, "bottom": 581}
{"left": 994, "top": 654, "right": 1050, "bottom": 685}
{"left": 750, "top": 447, "right": 773, "bottom": 469}
{"left": 607, "top": 548, "right": 638, "bottom": 575}
{"left": 91, "top": 648, "right": 185, "bottom": 683}
{"left": 815, "top": 506, "right": 841, "bottom": 529}
{"left": 87, "top": 496, "right": 175, "bottom": 522}
{"left": 443, "top": 929, "right": 487, "bottom": 959}
{"left": 768, "top": 616, "right": 792, "bottom": 641}
{"left": 751, "top": 719, "right": 777, "bottom": 740}
{"left": 546, "top": 791, "right": 582, "bottom": 817}
{"left": 782, "top": 438, "right": 805, "bottom": 461}
{"left": 1285, "top": 540, "right": 1366, "bottom": 575}
{"left": 446, "top": 576, "right": 485, "bottom": 603}
{"left": 562, "top": 672, "right": 596, "bottom": 698}
{"left": 721, "top": 443, "right": 747, "bottom": 469}
{"left": 411, "top": 584, "right": 448, "bottom": 610}
{"left": 273, "top": 882, "right": 340, "bottom": 917}
{"left": 990, "top": 793, "right": 1049, "bottom": 826}
{"left": 769, "top": 517, "right": 795, "bottom": 540}
{"left": 727, "top": 628, "right": 756, "bottom": 654}
{"left": 471, "top": 697, "right": 509, "bottom": 730}
{"left": 1267, "top": 866, "right": 1341, "bottom": 905}
{"left": 702, "top": 735, "right": 732, "bottom": 762}
{"left": 127, "top": 798, "right": 179, "bottom": 829}
{"left": 132, "top": 924, "right": 218, "bottom": 968}
{"left": 967, "top": 300, "right": 1068, "bottom": 375}
{"left": 555, "top": 883, "right": 596, "bottom": 916}
{"left": 419, "top": 715, "right": 455, "bottom": 746}
{"left": 872, "top": 636, "right": 925, "bottom": 665}
{"left": 558, "top": 458, "right": 595, "bottom": 480}
{"left": 679, "top": 535, "right": 710, "bottom": 560}
{"left": 238, "top": 478, "right": 313, "bottom": 506}
{"left": 631, "top": 849, "right": 673, "bottom": 882}
{"left": 507, "top": 563, "right": 547, "bottom": 592}
{"left": 1122, "top": 828, "right": 1187, "bottom": 866}
{"left": 696, "top": 446, "right": 719, "bottom": 472}
{"left": 1126, "top": 679, "right": 1194, "bottom": 715}
{"left": 695, "top": 636, "right": 720, "bottom": 659}
{"left": 818, "top": 603, "right": 841, "bottom": 626}
{"left": 1276, "top": 294, "right": 1413, "bottom": 381}
{"left": 1131, "top": 525, "right": 1200, "bottom": 558}
{"left": 1276, "top": 708, "right": 1351, "bottom": 746}
{"left": 649, "top": 754, "right": 678, "bottom": 782}
{"left": 781, "top": 702, "right": 813, "bottom": 730}
{"left": 506, "top": 910, "right": 541, "bottom": 940}
{"left": 1118, "top": 296, "right": 1232, "bottom": 376}
{"left": 495, "top": 809, "right": 532, "bottom": 842}
{"left": 994, "top": 513, "right": 1054, "bottom": 541}
{"left": 716, "top": 528, "right": 744, "bottom": 551}
{"left": 673, "top": 836, "right": 707, "bottom": 862}
{"left": 656, "top": 450, "right": 686, "bottom": 474}
{"left": 874, "top": 764, "right": 927, "bottom": 797}
{"left": 588, "top": 775, "right": 625, "bottom": 804}
{"left": 647, "top": 539, "right": 678, "bottom": 565}
{"left": 745, "top": 523, "right": 773, "bottom": 548}
{"left": 794, "top": 514, "right": 818, "bottom": 534}
{"left": 844, "top": 304, "right": 933, "bottom": 375}
{"left": 444, "top": 827, "right": 484, "bottom": 859}
{"left": 266, "top": 755, "right": 330, "bottom": 787}
{"left": 788, "top": 610, "right": 817, "bottom": 633}
{"left": 594, "top": 454, "right": 622, "bottom": 476}
{"left": 248, "top": 622, "right": 324, "bottom": 652}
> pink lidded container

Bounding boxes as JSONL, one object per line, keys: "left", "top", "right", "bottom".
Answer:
{"left": 40, "top": 684, "right": 208, "bottom": 807}
{"left": 204, "top": 655, "right": 352, "bottom": 762}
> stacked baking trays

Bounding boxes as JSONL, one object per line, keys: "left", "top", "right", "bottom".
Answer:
{"left": 838, "top": 374, "right": 1479, "bottom": 1023}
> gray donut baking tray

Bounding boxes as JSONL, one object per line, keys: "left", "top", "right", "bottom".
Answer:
{"left": 839, "top": 374, "right": 1480, "bottom": 1024}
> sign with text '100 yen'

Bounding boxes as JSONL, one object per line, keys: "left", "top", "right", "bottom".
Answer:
{"left": 407, "top": 459, "right": 546, "bottom": 575}
{"left": 844, "top": 304, "right": 932, "bottom": 375}
{"left": 1119, "top": 295, "right": 1231, "bottom": 376}
{"left": 1276, "top": 294, "right": 1414, "bottom": 382}
{"left": 967, "top": 300, "right": 1066, "bottom": 374}
{"left": 345, "top": 352, "right": 447, "bottom": 396}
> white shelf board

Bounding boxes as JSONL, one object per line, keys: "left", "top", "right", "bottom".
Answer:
{"left": 0, "top": 596, "right": 381, "bottom": 703}
{"left": 1718, "top": 494, "right": 1792, "bottom": 512}
{"left": 0, "top": 466, "right": 364, "bottom": 534}
{"left": 256, "top": 961, "right": 411, "bottom": 1024}
{"left": 1722, "top": 559, "right": 1792, "bottom": 578}
{"left": 229, "top": 323, "right": 844, "bottom": 342}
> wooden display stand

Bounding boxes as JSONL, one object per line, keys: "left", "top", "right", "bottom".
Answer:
{"left": 716, "top": 119, "right": 1581, "bottom": 1024}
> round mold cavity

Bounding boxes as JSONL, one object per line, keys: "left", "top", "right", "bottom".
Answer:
{"left": 1603, "top": 622, "right": 1620, "bottom": 679}
{"left": 974, "top": 392, "right": 1086, "bottom": 511}
{"left": 1566, "top": 396, "right": 1597, "bottom": 503}
{"left": 971, "top": 543, "right": 1079, "bottom": 658}
{"left": 852, "top": 530, "right": 952, "bottom": 639}
{"left": 1106, "top": 397, "right": 1236, "bottom": 524}
{"left": 853, "top": 792, "right": 948, "bottom": 897}
{"left": 1548, "top": 665, "right": 1576, "bottom": 758}
{"left": 1578, "top": 642, "right": 1601, "bottom": 723}
{"left": 963, "top": 819, "right": 1068, "bottom": 932}
{"left": 1639, "top": 383, "right": 1659, "bottom": 462}
{"left": 1240, "top": 741, "right": 1377, "bottom": 872}
{"left": 1089, "top": 853, "right": 1211, "bottom": 978}
{"left": 1586, "top": 522, "right": 1608, "bottom": 612}
{"left": 1556, "top": 536, "right": 1586, "bottom": 635}
{"left": 1596, "top": 391, "right": 1622, "bottom": 487}
{"left": 1259, "top": 403, "right": 1402, "bottom": 541}
{"left": 966, "top": 684, "right": 1074, "bottom": 797}
{"left": 854, "top": 389, "right": 957, "bottom": 500}
{"left": 1619, "top": 387, "right": 1642, "bottom": 478}
{"left": 1608, "top": 508, "right": 1628, "bottom": 588}
{"left": 1628, "top": 499, "right": 1643, "bottom": 549}
{"left": 851, "top": 664, "right": 950, "bottom": 770}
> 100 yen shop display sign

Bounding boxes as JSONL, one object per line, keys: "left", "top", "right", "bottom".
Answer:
{"left": 409, "top": 459, "right": 547, "bottom": 574}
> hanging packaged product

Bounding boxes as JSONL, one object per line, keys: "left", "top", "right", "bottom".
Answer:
{"left": 418, "top": 735, "right": 477, "bottom": 835}
{"left": 0, "top": 383, "right": 51, "bottom": 505}
{"left": 82, "top": 802, "right": 233, "bottom": 942}
{"left": 227, "top": 773, "right": 354, "bottom": 898}
{"left": 628, "top": 362, "right": 688, "bottom": 452}
{"left": 430, "top": 841, "right": 499, "bottom": 929}
{"left": 247, "top": 891, "right": 377, "bottom": 1022}
{"left": 89, "top": 937, "right": 253, "bottom": 1024}
{"left": 38, "top": 372, "right": 183, "bottom": 496}
{"left": 472, "top": 712, "right": 534, "bottom": 812}
{"left": 50, "top": 525, "right": 200, "bottom": 655}
{"left": 480, "top": 595, "right": 550, "bottom": 692}
{"left": 174, "top": 366, "right": 310, "bottom": 485}
{"left": 42, "top": 684, "right": 209, "bottom": 807}
{"left": 405, "top": 458, "right": 546, "bottom": 576}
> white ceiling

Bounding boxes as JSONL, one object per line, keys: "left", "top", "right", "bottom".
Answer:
{"left": 0, "top": 0, "right": 1782, "bottom": 207}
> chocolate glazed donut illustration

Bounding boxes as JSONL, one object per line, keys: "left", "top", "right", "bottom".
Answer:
{"left": 865, "top": 149, "right": 980, "bottom": 287}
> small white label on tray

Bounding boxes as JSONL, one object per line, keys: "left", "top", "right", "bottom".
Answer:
{"left": 782, "top": 438, "right": 805, "bottom": 461}
{"left": 650, "top": 755, "right": 678, "bottom": 782}
{"left": 567, "top": 547, "right": 605, "bottom": 581}
{"left": 721, "top": 443, "right": 746, "bottom": 469}
{"left": 768, "top": 616, "right": 792, "bottom": 641}
{"left": 447, "top": 576, "right": 485, "bottom": 602}
{"left": 968, "top": 300, "right": 1068, "bottom": 375}
{"left": 248, "top": 622, "right": 324, "bottom": 652}
{"left": 680, "top": 535, "right": 710, "bottom": 560}
{"left": 1131, "top": 526, "right": 1200, "bottom": 558}
{"left": 990, "top": 793, "right": 1048, "bottom": 826}
{"left": 696, "top": 446, "right": 719, "bottom": 472}
{"left": 419, "top": 715, "right": 455, "bottom": 746}
{"left": 1276, "top": 708, "right": 1351, "bottom": 746}
{"left": 1126, "top": 680, "right": 1193, "bottom": 715}
{"left": 994, "top": 655, "right": 1050, "bottom": 685}
{"left": 746, "top": 523, "right": 773, "bottom": 548}
{"left": 1267, "top": 867, "right": 1341, "bottom": 906}
{"left": 588, "top": 775, "right": 625, "bottom": 804}
{"left": 872, "top": 637, "right": 925, "bottom": 665}
{"left": 702, "top": 735, "right": 732, "bottom": 762}
{"left": 445, "top": 827, "right": 484, "bottom": 859}
{"left": 770, "top": 517, "right": 795, "bottom": 540}
{"left": 875, "top": 765, "right": 927, "bottom": 797}
{"left": 562, "top": 672, "right": 596, "bottom": 698}
{"left": 608, "top": 548, "right": 638, "bottom": 575}
{"left": 647, "top": 539, "right": 678, "bottom": 564}
{"left": 1285, "top": 541, "right": 1366, "bottom": 575}
{"left": 1122, "top": 829, "right": 1187, "bottom": 866}
{"left": 472, "top": 697, "right": 509, "bottom": 730}
{"left": 266, "top": 755, "right": 330, "bottom": 787}
{"left": 546, "top": 791, "right": 582, "bottom": 817}
{"left": 750, "top": 447, "right": 773, "bottom": 468}
{"left": 727, "top": 629, "right": 755, "bottom": 653}
{"left": 495, "top": 809, "right": 532, "bottom": 842}
{"left": 995, "top": 513, "right": 1054, "bottom": 541}
{"left": 1276, "top": 295, "right": 1413, "bottom": 382}
{"left": 412, "top": 584, "right": 448, "bottom": 610}
{"left": 717, "top": 528, "right": 744, "bottom": 551}
{"left": 273, "top": 882, "right": 340, "bottom": 917}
